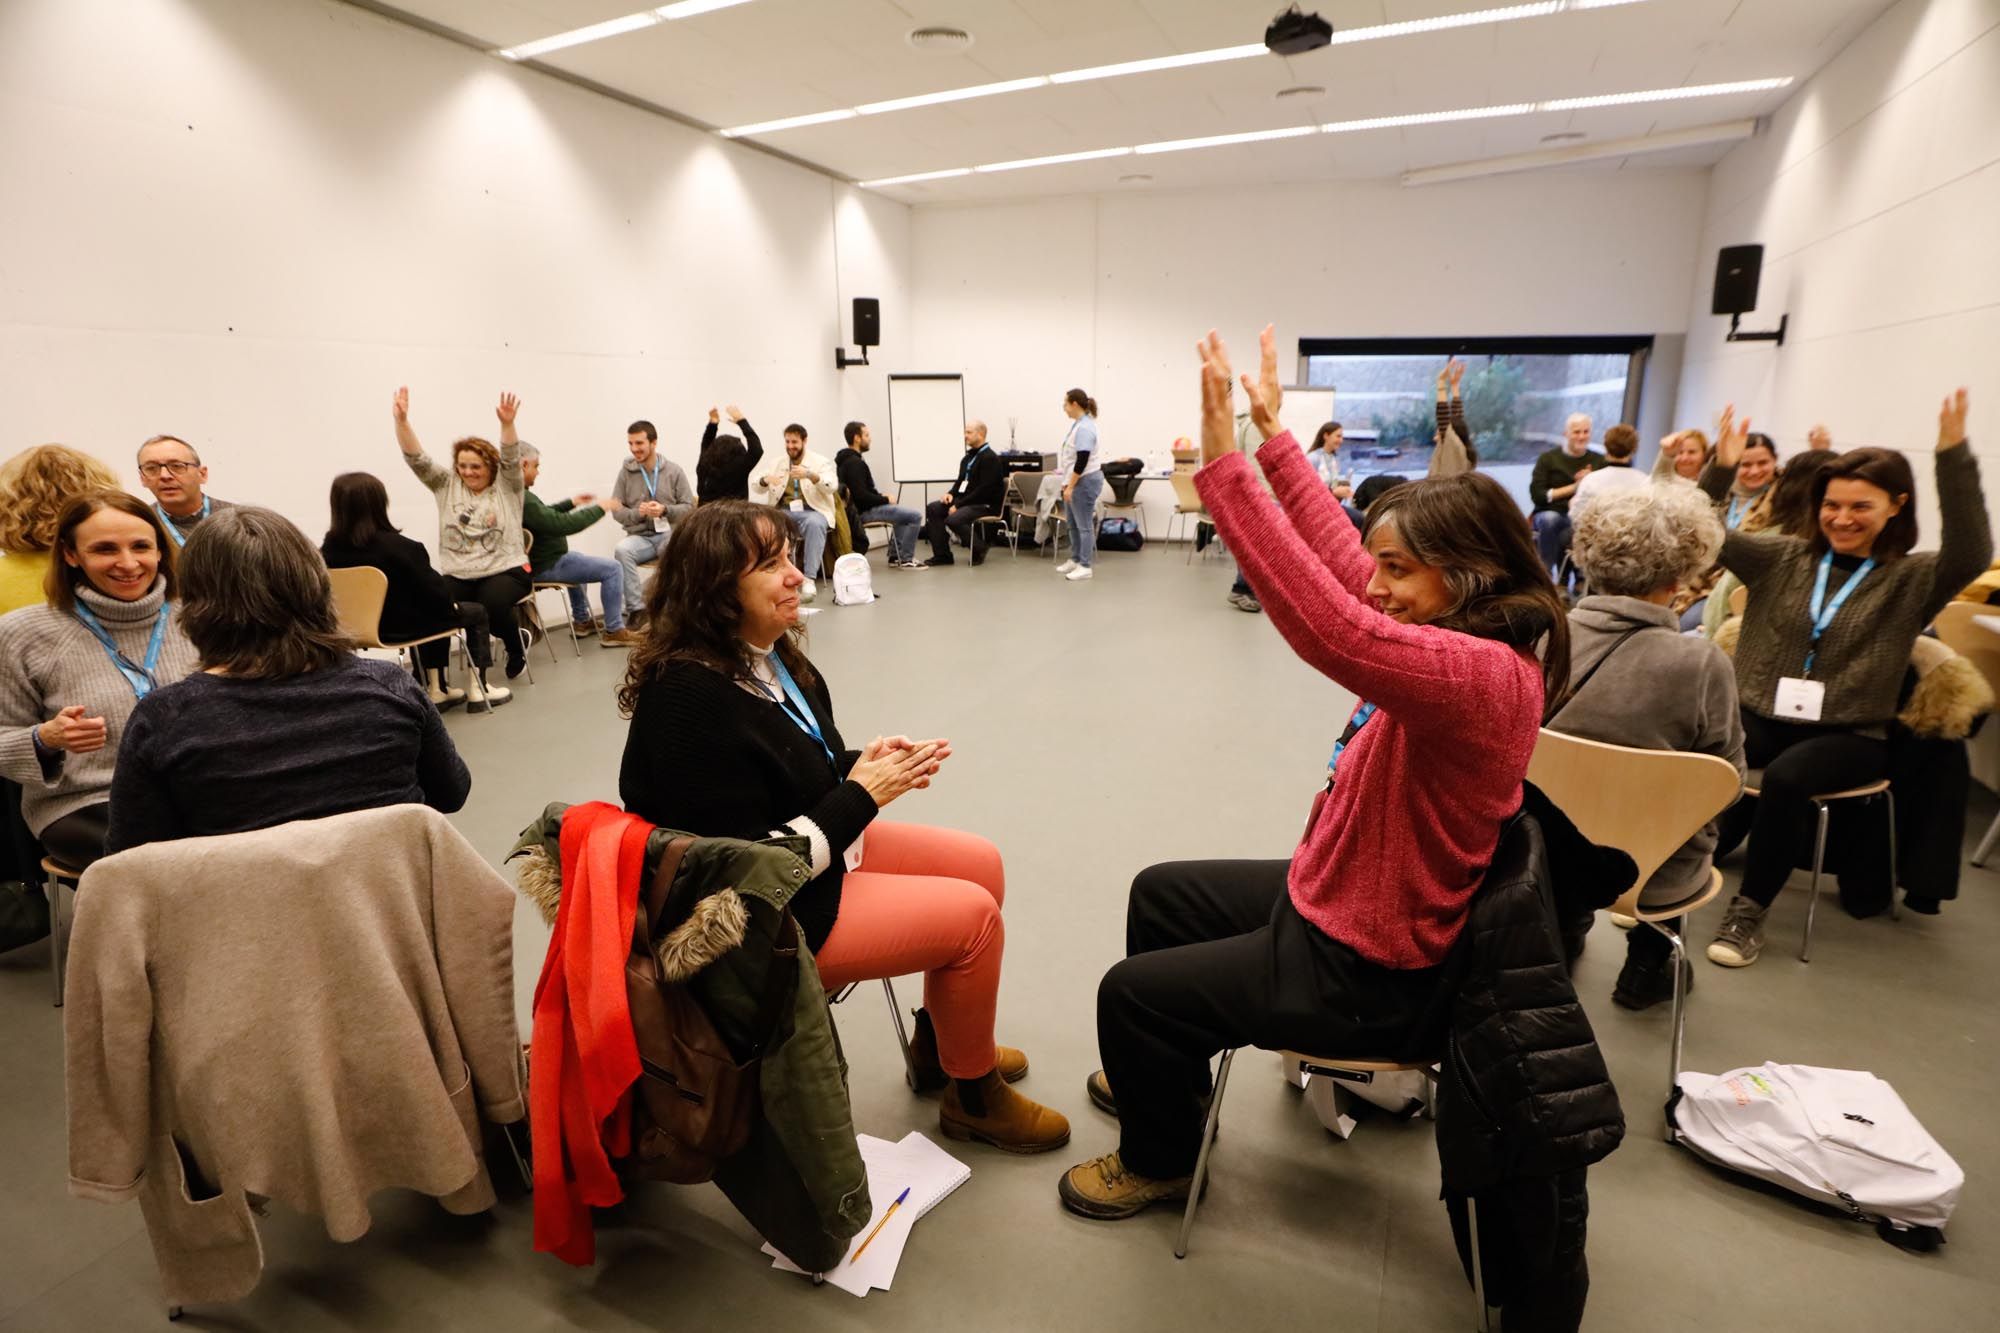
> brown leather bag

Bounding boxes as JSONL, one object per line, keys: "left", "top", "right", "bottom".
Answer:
{"left": 624, "top": 836, "right": 797, "bottom": 1184}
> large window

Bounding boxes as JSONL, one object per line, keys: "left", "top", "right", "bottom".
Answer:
{"left": 1298, "top": 336, "right": 1653, "bottom": 513}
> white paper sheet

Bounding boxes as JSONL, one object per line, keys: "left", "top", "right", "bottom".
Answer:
{"left": 761, "top": 1131, "right": 969, "bottom": 1297}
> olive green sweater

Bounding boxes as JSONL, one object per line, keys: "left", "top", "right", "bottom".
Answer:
{"left": 1703, "top": 443, "right": 1991, "bottom": 727}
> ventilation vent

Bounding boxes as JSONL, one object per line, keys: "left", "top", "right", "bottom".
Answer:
{"left": 1276, "top": 85, "right": 1326, "bottom": 101}
{"left": 907, "top": 26, "right": 973, "bottom": 52}
{"left": 1540, "top": 131, "right": 1588, "bottom": 144}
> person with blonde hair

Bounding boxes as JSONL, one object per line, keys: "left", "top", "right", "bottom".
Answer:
{"left": 1551, "top": 482, "right": 1744, "bottom": 1007}
{"left": 0, "top": 445, "right": 121, "bottom": 616}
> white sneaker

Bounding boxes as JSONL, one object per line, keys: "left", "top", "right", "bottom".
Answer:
{"left": 1054, "top": 560, "right": 1078, "bottom": 574}
{"left": 801, "top": 580, "right": 817, "bottom": 602}
{"left": 1065, "top": 566, "right": 1094, "bottom": 581}
{"left": 1606, "top": 911, "right": 1637, "bottom": 930}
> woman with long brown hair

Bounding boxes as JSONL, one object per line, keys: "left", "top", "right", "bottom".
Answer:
{"left": 1060, "top": 327, "right": 1569, "bottom": 1220}
{"left": 618, "top": 502, "right": 1071, "bottom": 1154}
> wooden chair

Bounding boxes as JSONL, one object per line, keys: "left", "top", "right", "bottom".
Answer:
{"left": 529, "top": 580, "right": 585, "bottom": 657}
{"left": 1739, "top": 772, "right": 1896, "bottom": 961}
{"left": 326, "top": 566, "right": 476, "bottom": 705}
{"left": 1001, "top": 472, "right": 1063, "bottom": 560}
{"left": 1525, "top": 729, "right": 1744, "bottom": 1125}
{"left": 1727, "top": 582, "right": 1748, "bottom": 616}
{"left": 1166, "top": 472, "right": 1212, "bottom": 563}
{"left": 1931, "top": 602, "right": 2000, "bottom": 864}
{"left": 42, "top": 856, "right": 82, "bottom": 1008}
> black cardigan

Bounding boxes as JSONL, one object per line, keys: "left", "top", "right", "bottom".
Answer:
{"left": 320, "top": 530, "right": 459, "bottom": 644}
{"left": 696, "top": 418, "right": 766, "bottom": 505}
{"left": 949, "top": 446, "right": 1007, "bottom": 510}
{"left": 620, "top": 655, "right": 876, "bottom": 951}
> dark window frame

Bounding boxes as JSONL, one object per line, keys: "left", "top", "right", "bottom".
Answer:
{"left": 1297, "top": 335, "right": 1656, "bottom": 427}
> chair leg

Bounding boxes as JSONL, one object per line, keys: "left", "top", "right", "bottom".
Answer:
{"left": 500, "top": 1120, "right": 533, "bottom": 1191}
{"left": 1661, "top": 920, "right": 1689, "bottom": 1140}
{"left": 516, "top": 629, "right": 537, "bottom": 684}
{"left": 47, "top": 867, "right": 65, "bottom": 1009}
{"left": 1972, "top": 806, "right": 2000, "bottom": 868}
{"left": 1884, "top": 788, "right": 1900, "bottom": 921}
{"left": 1802, "top": 801, "right": 1829, "bottom": 962}
{"left": 1468, "top": 1194, "right": 1491, "bottom": 1332}
{"left": 1175, "top": 1048, "right": 1235, "bottom": 1260}
{"left": 882, "top": 978, "right": 919, "bottom": 1088}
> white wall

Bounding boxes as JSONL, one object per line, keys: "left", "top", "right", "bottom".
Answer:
{"left": 0, "top": 0, "right": 909, "bottom": 559}
{"left": 907, "top": 171, "right": 1712, "bottom": 525}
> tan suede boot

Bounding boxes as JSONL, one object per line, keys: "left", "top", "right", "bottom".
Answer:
{"left": 908, "top": 1008, "right": 1027, "bottom": 1093}
{"left": 938, "top": 1071, "right": 1070, "bottom": 1154}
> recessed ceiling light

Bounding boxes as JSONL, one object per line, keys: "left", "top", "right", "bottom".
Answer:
{"left": 907, "top": 26, "right": 974, "bottom": 52}
{"left": 717, "top": 108, "right": 857, "bottom": 138}
{"left": 496, "top": 0, "right": 755, "bottom": 60}
{"left": 1276, "top": 85, "right": 1327, "bottom": 101}
{"left": 859, "top": 167, "right": 976, "bottom": 187}
{"left": 1540, "top": 131, "right": 1588, "bottom": 143}
{"left": 1136, "top": 126, "right": 1319, "bottom": 155}
{"left": 974, "top": 147, "right": 1134, "bottom": 174}
{"left": 858, "top": 76, "right": 1049, "bottom": 116}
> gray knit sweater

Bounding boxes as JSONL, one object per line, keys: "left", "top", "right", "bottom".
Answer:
{"left": 1702, "top": 443, "right": 1991, "bottom": 726}
{"left": 0, "top": 580, "right": 198, "bottom": 835}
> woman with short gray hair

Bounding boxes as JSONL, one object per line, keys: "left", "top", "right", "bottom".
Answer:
{"left": 106, "top": 506, "right": 470, "bottom": 853}
{"left": 1548, "top": 483, "right": 1745, "bottom": 1010}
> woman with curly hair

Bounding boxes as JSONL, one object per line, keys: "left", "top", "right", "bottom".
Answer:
{"left": 0, "top": 445, "right": 122, "bottom": 616}
{"left": 393, "top": 386, "right": 532, "bottom": 683}
{"left": 1551, "top": 482, "right": 1745, "bottom": 1008}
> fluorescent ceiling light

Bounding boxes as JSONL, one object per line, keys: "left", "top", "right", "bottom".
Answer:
{"left": 1136, "top": 126, "right": 1319, "bottom": 155}
{"left": 974, "top": 147, "right": 1133, "bottom": 174}
{"left": 1541, "top": 77, "right": 1794, "bottom": 110}
{"left": 1402, "top": 118, "right": 1757, "bottom": 185}
{"left": 496, "top": 0, "right": 753, "bottom": 60}
{"left": 1047, "top": 43, "right": 1267, "bottom": 85}
{"left": 857, "top": 77, "right": 1051, "bottom": 116}
{"left": 859, "top": 168, "right": 975, "bottom": 187}
{"left": 498, "top": 13, "right": 659, "bottom": 61}
{"left": 718, "top": 108, "right": 857, "bottom": 138}
{"left": 1324, "top": 103, "right": 1535, "bottom": 133}
{"left": 1328, "top": 2, "right": 1560, "bottom": 44}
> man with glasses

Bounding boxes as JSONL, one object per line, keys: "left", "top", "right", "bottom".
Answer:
{"left": 136, "top": 435, "right": 232, "bottom": 550}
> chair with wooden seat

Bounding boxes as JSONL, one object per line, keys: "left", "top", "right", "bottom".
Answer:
{"left": 1526, "top": 729, "right": 1744, "bottom": 1121}
{"left": 1739, "top": 770, "right": 1897, "bottom": 962}
{"left": 1166, "top": 472, "right": 1214, "bottom": 564}
{"left": 1001, "top": 472, "right": 1063, "bottom": 559}
{"left": 42, "top": 856, "right": 82, "bottom": 1008}
{"left": 326, "top": 566, "right": 475, "bottom": 704}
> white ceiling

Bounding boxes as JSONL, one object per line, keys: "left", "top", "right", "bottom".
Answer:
{"left": 376, "top": 0, "right": 1899, "bottom": 201}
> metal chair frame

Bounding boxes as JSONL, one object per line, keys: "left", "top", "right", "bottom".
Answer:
{"left": 829, "top": 976, "right": 920, "bottom": 1087}
{"left": 1740, "top": 776, "right": 1899, "bottom": 962}
{"left": 42, "top": 856, "right": 81, "bottom": 1008}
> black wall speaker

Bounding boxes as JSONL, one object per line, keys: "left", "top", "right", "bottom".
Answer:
{"left": 1712, "top": 245, "right": 1764, "bottom": 317}
{"left": 853, "top": 297, "right": 880, "bottom": 347}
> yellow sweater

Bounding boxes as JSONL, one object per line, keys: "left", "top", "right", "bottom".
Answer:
{"left": 0, "top": 550, "right": 50, "bottom": 617}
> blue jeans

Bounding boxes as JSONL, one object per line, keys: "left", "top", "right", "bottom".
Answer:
{"left": 1532, "top": 510, "right": 1572, "bottom": 579}
{"left": 615, "top": 530, "right": 669, "bottom": 614}
{"left": 539, "top": 550, "right": 624, "bottom": 631}
{"left": 786, "top": 507, "right": 830, "bottom": 578}
{"left": 857, "top": 503, "right": 921, "bottom": 564}
{"left": 1066, "top": 472, "right": 1106, "bottom": 567}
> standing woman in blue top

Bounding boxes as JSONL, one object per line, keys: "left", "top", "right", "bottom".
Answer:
{"left": 1056, "top": 388, "right": 1104, "bottom": 583}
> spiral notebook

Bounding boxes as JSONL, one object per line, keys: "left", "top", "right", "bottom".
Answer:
{"left": 762, "top": 1131, "right": 971, "bottom": 1295}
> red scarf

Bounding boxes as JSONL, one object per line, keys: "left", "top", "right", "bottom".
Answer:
{"left": 529, "top": 801, "right": 651, "bottom": 1264}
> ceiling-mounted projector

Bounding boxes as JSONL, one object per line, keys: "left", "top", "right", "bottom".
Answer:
{"left": 1265, "top": 6, "right": 1333, "bottom": 56}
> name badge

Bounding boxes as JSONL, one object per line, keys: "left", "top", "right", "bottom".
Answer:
{"left": 1773, "top": 676, "right": 1826, "bottom": 722}
{"left": 788, "top": 499, "right": 805, "bottom": 513}
{"left": 653, "top": 516, "right": 671, "bottom": 533}
{"left": 843, "top": 829, "right": 865, "bottom": 873}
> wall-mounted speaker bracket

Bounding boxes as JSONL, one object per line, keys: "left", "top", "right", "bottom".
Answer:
{"left": 835, "top": 347, "right": 871, "bottom": 369}
{"left": 1725, "top": 312, "right": 1787, "bottom": 346}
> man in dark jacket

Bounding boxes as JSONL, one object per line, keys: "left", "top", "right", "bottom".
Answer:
{"left": 836, "top": 422, "right": 923, "bottom": 569}
{"left": 924, "top": 422, "right": 1006, "bottom": 567}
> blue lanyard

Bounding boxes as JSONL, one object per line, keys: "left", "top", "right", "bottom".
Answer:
{"left": 1725, "top": 495, "right": 1749, "bottom": 529}
{"left": 765, "top": 652, "right": 838, "bottom": 769}
{"left": 638, "top": 462, "right": 662, "bottom": 499}
{"left": 1327, "top": 701, "right": 1377, "bottom": 777}
{"left": 155, "top": 497, "right": 210, "bottom": 549}
{"left": 74, "top": 601, "right": 170, "bottom": 700}
{"left": 1803, "top": 553, "right": 1874, "bottom": 677}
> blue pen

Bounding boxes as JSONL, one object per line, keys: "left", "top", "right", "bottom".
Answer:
{"left": 850, "top": 1187, "right": 911, "bottom": 1261}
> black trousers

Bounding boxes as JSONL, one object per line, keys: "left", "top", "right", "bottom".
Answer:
{"left": 1718, "top": 709, "right": 1889, "bottom": 908}
{"left": 414, "top": 601, "right": 495, "bottom": 671}
{"left": 1098, "top": 859, "right": 1451, "bottom": 1178}
{"left": 40, "top": 802, "right": 110, "bottom": 872}
{"left": 0, "top": 780, "right": 50, "bottom": 952}
{"left": 444, "top": 569, "right": 531, "bottom": 668}
{"left": 1625, "top": 915, "right": 1684, "bottom": 968}
{"left": 923, "top": 502, "right": 994, "bottom": 560}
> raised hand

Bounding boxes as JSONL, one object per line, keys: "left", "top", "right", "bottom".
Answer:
{"left": 1447, "top": 358, "right": 1466, "bottom": 394}
{"left": 1197, "top": 330, "right": 1237, "bottom": 466}
{"left": 40, "top": 705, "right": 107, "bottom": 755}
{"left": 1239, "top": 323, "right": 1284, "bottom": 441}
{"left": 708, "top": 407, "right": 721, "bottom": 424}
{"left": 1714, "top": 404, "right": 1750, "bottom": 468}
{"left": 392, "top": 386, "right": 409, "bottom": 423}
{"left": 1939, "top": 388, "right": 1969, "bottom": 451}
{"left": 496, "top": 392, "right": 521, "bottom": 426}
{"left": 1808, "top": 422, "right": 1833, "bottom": 451}
{"left": 727, "top": 404, "right": 746, "bottom": 423}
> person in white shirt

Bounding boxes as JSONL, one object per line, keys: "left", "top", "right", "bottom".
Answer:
{"left": 750, "top": 424, "right": 839, "bottom": 602}
{"left": 1569, "top": 424, "right": 1649, "bottom": 519}
{"left": 1055, "top": 389, "right": 1104, "bottom": 583}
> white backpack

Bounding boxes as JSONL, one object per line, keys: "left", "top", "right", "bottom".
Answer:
{"left": 1673, "top": 1063, "right": 1962, "bottom": 1246}
{"left": 831, "top": 553, "right": 875, "bottom": 606}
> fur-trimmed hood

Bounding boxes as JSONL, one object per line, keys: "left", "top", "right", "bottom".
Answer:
{"left": 1713, "top": 618, "right": 1993, "bottom": 739}
{"left": 515, "top": 844, "right": 750, "bottom": 982}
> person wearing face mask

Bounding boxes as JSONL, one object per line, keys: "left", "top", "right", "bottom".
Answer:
{"left": 134, "top": 434, "right": 233, "bottom": 551}
{"left": 0, "top": 492, "right": 197, "bottom": 874}
{"left": 618, "top": 502, "right": 1071, "bottom": 1153}
{"left": 750, "top": 424, "right": 839, "bottom": 602}
{"left": 394, "top": 386, "right": 534, "bottom": 683}
{"left": 1060, "top": 328, "right": 1570, "bottom": 1219}
{"left": 1699, "top": 395, "right": 1990, "bottom": 967}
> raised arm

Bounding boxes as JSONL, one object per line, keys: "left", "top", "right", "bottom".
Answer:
{"left": 736, "top": 411, "right": 764, "bottom": 473}
{"left": 1703, "top": 405, "right": 1791, "bottom": 585}
{"left": 393, "top": 386, "right": 448, "bottom": 492}
{"left": 1922, "top": 390, "right": 1993, "bottom": 623}
{"left": 495, "top": 393, "right": 523, "bottom": 494}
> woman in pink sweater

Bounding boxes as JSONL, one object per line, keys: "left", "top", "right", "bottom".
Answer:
{"left": 1059, "top": 328, "right": 1570, "bottom": 1220}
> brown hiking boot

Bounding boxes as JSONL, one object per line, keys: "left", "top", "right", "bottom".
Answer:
{"left": 1058, "top": 1151, "right": 1194, "bottom": 1220}
{"left": 939, "top": 1071, "right": 1070, "bottom": 1154}
{"left": 600, "top": 628, "right": 643, "bottom": 648}
{"left": 1085, "top": 1070, "right": 1117, "bottom": 1116}
{"left": 907, "top": 1007, "right": 1026, "bottom": 1094}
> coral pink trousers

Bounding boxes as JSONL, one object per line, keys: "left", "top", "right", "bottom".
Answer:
{"left": 812, "top": 820, "right": 1005, "bottom": 1079}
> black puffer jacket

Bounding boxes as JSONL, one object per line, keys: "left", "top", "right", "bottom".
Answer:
{"left": 1435, "top": 787, "right": 1634, "bottom": 1191}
